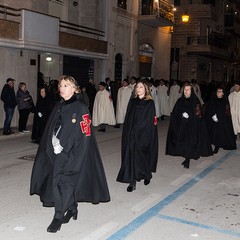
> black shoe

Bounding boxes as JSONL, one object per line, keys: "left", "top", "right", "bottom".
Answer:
{"left": 3, "top": 131, "right": 11, "bottom": 135}
{"left": 9, "top": 129, "right": 15, "bottom": 134}
{"left": 62, "top": 210, "right": 78, "bottom": 224}
{"left": 98, "top": 129, "right": 106, "bottom": 132}
{"left": 181, "top": 158, "right": 190, "bottom": 169}
{"left": 160, "top": 115, "right": 165, "bottom": 120}
{"left": 144, "top": 179, "right": 151, "bottom": 185}
{"left": 47, "top": 218, "right": 62, "bottom": 233}
{"left": 213, "top": 146, "right": 219, "bottom": 154}
{"left": 127, "top": 181, "right": 136, "bottom": 192}
{"left": 114, "top": 124, "right": 120, "bottom": 128}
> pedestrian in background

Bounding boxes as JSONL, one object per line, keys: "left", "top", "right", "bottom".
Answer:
{"left": 1, "top": 78, "right": 17, "bottom": 135}
{"left": 117, "top": 79, "right": 158, "bottom": 192}
{"left": 205, "top": 85, "right": 236, "bottom": 154}
{"left": 166, "top": 83, "right": 213, "bottom": 169}
{"left": 30, "top": 75, "right": 110, "bottom": 233}
{"left": 92, "top": 81, "right": 116, "bottom": 132}
{"left": 16, "top": 82, "right": 33, "bottom": 133}
{"left": 31, "top": 87, "right": 51, "bottom": 144}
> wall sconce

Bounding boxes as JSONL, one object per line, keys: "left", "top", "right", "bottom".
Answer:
{"left": 182, "top": 13, "right": 190, "bottom": 23}
{"left": 46, "top": 56, "right": 52, "bottom": 62}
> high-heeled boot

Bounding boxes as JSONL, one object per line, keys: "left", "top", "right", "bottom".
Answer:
{"left": 127, "top": 181, "right": 136, "bottom": 192}
{"left": 181, "top": 158, "right": 190, "bottom": 169}
{"left": 213, "top": 146, "right": 219, "bottom": 154}
{"left": 62, "top": 209, "right": 78, "bottom": 224}
{"left": 47, "top": 218, "right": 62, "bottom": 233}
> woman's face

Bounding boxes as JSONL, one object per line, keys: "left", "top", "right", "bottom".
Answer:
{"left": 59, "top": 80, "right": 76, "bottom": 100}
{"left": 40, "top": 88, "right": 46, "bottom": 98}
{"left": 135, "top": 82, "right": 146, "bottom": 98}
{"left": 20, "top": 84, "right": 26, "bottom": 91}
{"left": 216, "top": 89, "right": 224, "bottom": 98}
{"left": 184, "top": 86, "right": 191, "bottom": 98}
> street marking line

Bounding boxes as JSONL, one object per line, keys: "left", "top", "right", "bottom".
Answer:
{"left": 170, "top": 174, "right": 192, "bottom": 186}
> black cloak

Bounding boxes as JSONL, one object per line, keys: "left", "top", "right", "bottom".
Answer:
{"left": 31, "top": 95, "right": 51, "bottom": 143}
{"left": 30, "top": 94, "right": 110, "bottom": 206}
{"left": 117, "top": 97, "right": 158, "bottom": 183}
{"left": 205, "top": 95, "right": 236, "bottom": 150}
{"left": 166, "top": 91, "right": 213, "bottom": 160}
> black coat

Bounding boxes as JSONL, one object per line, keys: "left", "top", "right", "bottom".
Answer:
{"left": 205, "top": 95, "right": 236, "bottom": 150}
{"left": 117, "top": 97, "right": 158, "bottom": 183}
{"left": 1, "top": 84, "right": 17, "bottom": 108}
{"left": 166, "top": 92, "right": 213, "bottom": 160}
{"left": 31, "top": 95, "right": 51, "bottom": 143}
{"left": 30, "top": 94, "right": 110, "bottom": 206}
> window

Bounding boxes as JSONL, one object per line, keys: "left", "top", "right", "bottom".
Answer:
{"left": 118, "top": 0, "right": 127, "bottom": 10}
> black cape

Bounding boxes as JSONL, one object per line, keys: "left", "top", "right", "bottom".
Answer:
{"left": 30, "top": 94, "right": 110, "bottom": 206}
{"left": 117, "top": 98, "right": 158, "bottom": 183}
{"left": 166, "top": 92, "right": 213, "bottom": 160}
{"left": 31, "top": 95, "right": 51, "bottom": 143}
{"left": 205, "top": 95, "right": 236, "bottom": 150}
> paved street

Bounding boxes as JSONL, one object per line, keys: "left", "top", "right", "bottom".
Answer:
{"left": 0, "top": 119, "right": 240, "bottom": 240}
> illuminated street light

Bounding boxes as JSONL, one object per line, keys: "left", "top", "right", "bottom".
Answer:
{"left": 182, "top": 13, "right": 189, "bottom": 23}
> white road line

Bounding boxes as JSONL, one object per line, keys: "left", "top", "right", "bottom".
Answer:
{"left": 170, "top": 174, "right": 192, "bottom": 186}
{"left": 82, "top": 222, "right": 119, "bottom": 240}
{"left": 131, "top": 194, "right": 161, "bottom": 212}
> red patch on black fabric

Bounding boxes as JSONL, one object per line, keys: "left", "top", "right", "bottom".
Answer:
{"left": 80, "top": 114, "right": 91, "bottom": 136}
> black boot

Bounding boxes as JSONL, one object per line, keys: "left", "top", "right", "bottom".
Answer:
{"left": 213, "top": 146, "right": 219, "bottom": 154}
{"left": 127, "top": 181, "right": 136, "bottom": 192}
{"left": 144, "top": 179, "right": 151, "bottom": 185}
{"left": 62, "top": 209, "right": 78, "bottom": 224}
{"left": 47, "top": 218, "right": 62, "bottom": 233}
{"left": 181, "top": 158, "right": 190, "bottom": 169}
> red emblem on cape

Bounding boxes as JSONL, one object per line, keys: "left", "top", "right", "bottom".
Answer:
{"left": 154, "top": 116, "right": 157, "bottom": 125}
{"left": 80, "top": 114, "right": 91, "bottom": 136}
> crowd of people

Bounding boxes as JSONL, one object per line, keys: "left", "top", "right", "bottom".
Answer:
{"left": 1, "top": 74, "right": 240, "bottom": 233}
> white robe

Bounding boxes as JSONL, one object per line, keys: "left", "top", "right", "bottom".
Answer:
{"left": 157, "top": 85, "right": 170, "bottom": 116}
{"left": 150, "top": 85, "right": 160, "bottom": 118}
{"left": 228, "top": 91, "right": 240, "bottom": 135}
{"left": 116, "top": 86, "right": 132, "bottom": 124}
{"left": 169, "top": 84, "right": 181, "bottom": 113}
{"left": 92, "top": 89, "right": 116, "bottom": 126}
{"left": 192, "top": 84, "right": 204, "bottom": 105}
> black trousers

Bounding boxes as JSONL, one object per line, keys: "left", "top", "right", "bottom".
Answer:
{"left": 18, "top": 109, "right": 30, "bottom": 131}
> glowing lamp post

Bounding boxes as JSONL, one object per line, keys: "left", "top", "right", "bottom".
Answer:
{"left": 182, "top": 14, "right": 189, "bottom": 23}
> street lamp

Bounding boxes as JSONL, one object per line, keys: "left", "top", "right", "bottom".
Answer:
{"left": 182, "top": 13, "right": 189, "bottom": 23}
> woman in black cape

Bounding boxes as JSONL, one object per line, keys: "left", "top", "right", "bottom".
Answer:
{"left": 166, "top": 82, "right": 213, "bottom": 168}
{"left": 30, "top": 76, "right": 110, "bottom": 233}
{"left": 205, "top": 85, "right": 236, "bottom": 153}
{"left": 117, "top": 79, "right": 158, "bottom": 192}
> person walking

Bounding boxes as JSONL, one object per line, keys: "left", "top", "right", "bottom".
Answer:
{"left": 30, "top": 75, "right": 110, "bottom": 233}
{"left": 1, "top": 78, "right": 17, "bottom": 135}
{"left": 117, "top": 79, "right": 158, "bottom": 192}
{"left": 228, "top": 81, "right": 240, "bottom": 139}
{"left": 205, "top": 85, "right": 236, "bottom": 154}
{"left": 92, "top": 81, "right": 116, "bottom": 132}
{"left": 166, "top": 82, "right": 213, "bottom": 169}
{"left": 16, "top": 82, "right": 33, "bottom": 133}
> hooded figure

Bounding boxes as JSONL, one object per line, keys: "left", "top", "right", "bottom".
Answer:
{"left": 166, "top": 82, "right": 213, "bottom": 169}
{"left": 30, "top": 76, "right": 110, "bottom": 233}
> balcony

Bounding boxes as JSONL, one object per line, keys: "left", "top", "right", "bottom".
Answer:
{"left": 186, "top": 33, "right": 229, "bottom": 59}
{"left": 138, "top": 0, "right": 174, "bottom": 28}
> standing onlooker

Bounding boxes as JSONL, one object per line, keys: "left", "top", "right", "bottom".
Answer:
{"left": 168, "top": 79, "right": 181, "bottom": 113}
{"left": 31, "top": 87, "right": 51, "bottom": 144}
{"left": 92, "top": 82, "right": 116, "bottom": 132}
{"left": 228, "top": 81, "right": 240, "bottom": 137}
{"left": 157, "top": 79, "right": 170, "bottom": 120}
{"left": 115, "top": 79, "right": 132, "bottom": 127}
{"left": 16, "top": 82, "right": 33, "bottom": 133}
{"left": 1, "top": 78, "right": 17, "bottom": 135}
{"left": 148, "top": 78, "right": 160, "bottom": 118}
{"left": 86, "top": 78, "right": 97, "bottom": 116}
{"left": 117, "top": 80, "right": 158, "bottom": 192}
{"left": 205, "top": 86, "right": 236, "bottom": 154}
{"left": 30, "top": 75, "right": 110, "bottom": 233}
{"left": 166, "top": 83, "right": 213, "bottom": 169}
{"left": 80, "top": 86, "right": 90, "bottom": 107}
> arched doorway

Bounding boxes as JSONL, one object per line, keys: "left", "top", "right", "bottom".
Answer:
{"left": 139, "top": 43, "right": 153, "bottom": 78}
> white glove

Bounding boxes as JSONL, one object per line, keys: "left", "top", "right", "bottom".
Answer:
{"left": 38, "top": 112, "right": 43, "bottom": 118}
{"left": 182, "top": 112, "right": 189, "bottom": 118}
{"left": 212, "top": 114, "right": 218, "bottom": 122}
{"left": 52, "top": 134, "right": 63, "bottom": 154}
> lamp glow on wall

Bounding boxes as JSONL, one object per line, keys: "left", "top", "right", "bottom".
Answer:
{"left": 182, "top": 13, "right": 189, "bottom": 23}
{"left": 46, "top": 56, "right": 52, "bottom": 62}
